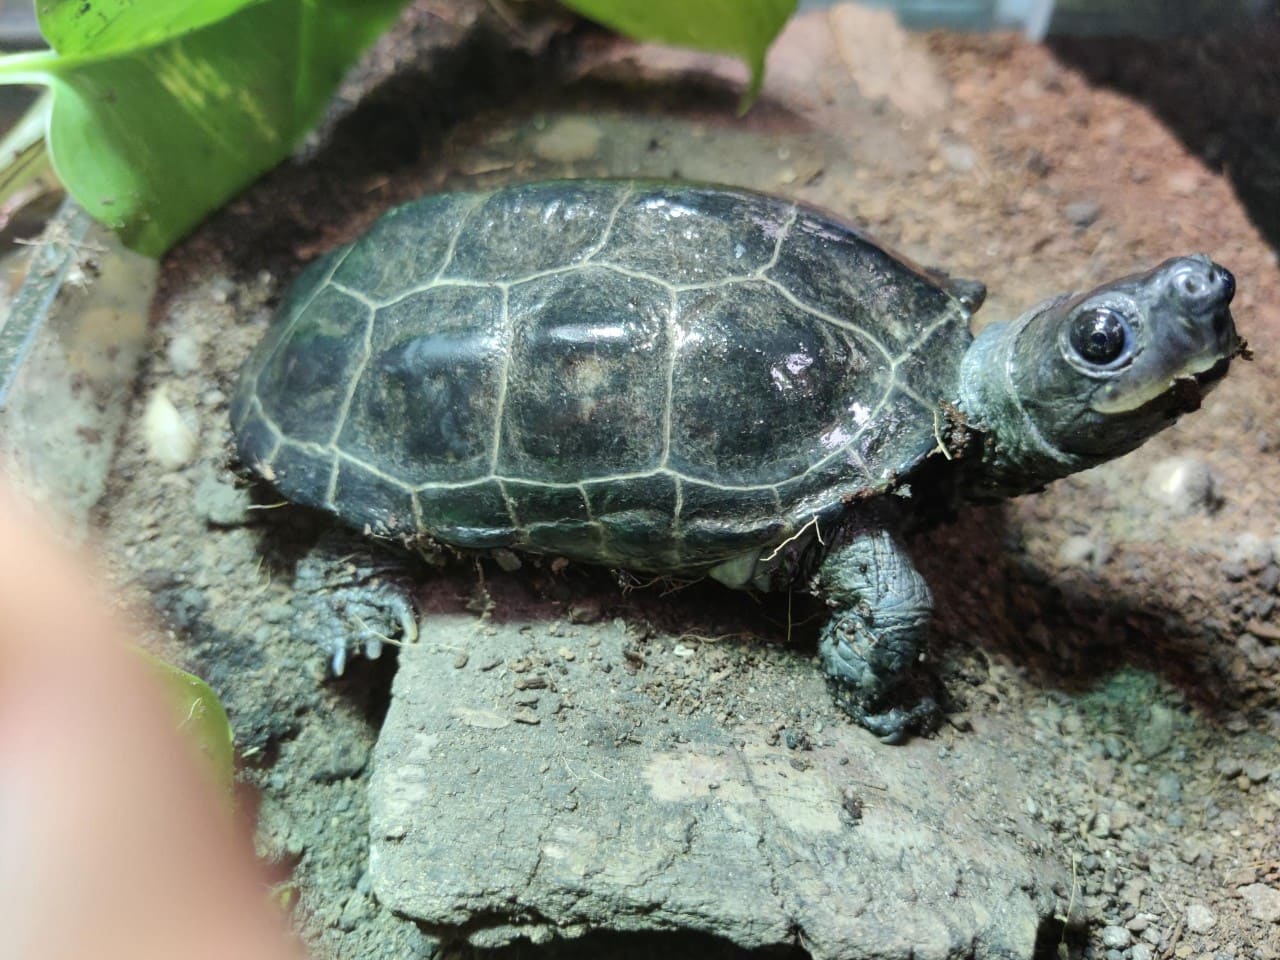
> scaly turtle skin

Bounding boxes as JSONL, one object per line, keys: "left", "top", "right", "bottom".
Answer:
{"left": 232, "top": 179, "right": 1243, "bottom": 740}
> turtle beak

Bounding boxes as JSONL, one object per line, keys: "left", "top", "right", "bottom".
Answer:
{"left": 1170, "top": 337, "right": 1248, "bottom": 414}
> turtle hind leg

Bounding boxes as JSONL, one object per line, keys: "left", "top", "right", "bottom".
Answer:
{"left": 292, "top": 529, "right": 419, "bottom": 676}
{"left": 814, "top": 527, "right": 940, "bottom": 743}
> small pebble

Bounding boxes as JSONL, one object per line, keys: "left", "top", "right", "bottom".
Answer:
{"left": 1144, "top": 456, "right": 1219, "bottom": 514}
{"left": 1155, "top": 772, "right": 1183, "bottom": 803}
{"left": 143, "top": 386, "right": 198, "bottom": 469}
{"left": 1136, "top": 704, "right": 1176, "bottom": 759}
{"left": 1215, "top": 757, "right": 1244, "bottom": 778}
{"left": 166, "top": 331, "right": 202, "bottom": 375}
{"left": 1260, "top": 564, "right": 1280, "bottom": 593}
{"left": 1225, "top": 533, "right": 1274, "bottom": 573}
{"left": 1131, "top": 945, "right": 1154, "bottom": 960}
{"left": 1109, "top": 802, "right": 1132, "bottom": 832}
{"left": 1064, "top": 199, "right": 1101, "bottom": 227}
{"left": 1243, "top": 760, "right": 1272, "bottom": 783}
{"left": 1237, "top": 883, "right": 1280, "bottom": 923}
{"left": 1185, "top": 902, "right": 1216, "bottom": 933}
{"left": 1100, "top": 925, "right": 1130, "bottom": 948}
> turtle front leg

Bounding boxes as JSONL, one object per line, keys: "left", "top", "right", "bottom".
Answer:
{"left": 292, "top": 532, "right": 419, "bottom": 676}
{"left": 815, "top": 528, "right": 939, "bottom": 742}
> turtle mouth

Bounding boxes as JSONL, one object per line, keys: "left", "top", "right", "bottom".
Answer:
{"left": 1161, "top": 353, "right": 1236, "bottom": 416}
{"left": 1193, "top": 353, "right": 1233, "bottom": 389}
{"left": 1089, "top": 352, "right": 1234, "bottom": 416}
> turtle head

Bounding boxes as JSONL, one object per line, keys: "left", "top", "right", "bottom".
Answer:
{"left": 959, "top": 254, "right": 1244, "bottom": 499}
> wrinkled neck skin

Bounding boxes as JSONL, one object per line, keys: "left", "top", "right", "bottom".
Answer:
{"left": 958, "top": 297, "right": 1094, "bottom": 500}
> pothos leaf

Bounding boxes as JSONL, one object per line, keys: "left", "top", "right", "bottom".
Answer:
{"left": 560, "top": 0, "right": 797, "bottom": 107}
{"left": 0, "top": 0, "right": 412, "bottom": 256}
{"left": 139, "top": 650, "right": 236, "bottom": 798}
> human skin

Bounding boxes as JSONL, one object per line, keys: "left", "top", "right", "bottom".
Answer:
{"left": 0, "top": 484, "right": 302, "bottom": 960}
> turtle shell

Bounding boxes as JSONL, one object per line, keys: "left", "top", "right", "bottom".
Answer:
{"left": 231, "top": 180, "right": 973, "bottom": 574}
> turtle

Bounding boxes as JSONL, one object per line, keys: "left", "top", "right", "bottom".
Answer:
{"left": 230, "top": 179, "right": 1242, "bottom": 741}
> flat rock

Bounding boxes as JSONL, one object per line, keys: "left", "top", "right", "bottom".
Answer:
{"left": 369, "top": 614, "right": 1066, "bottom": 958}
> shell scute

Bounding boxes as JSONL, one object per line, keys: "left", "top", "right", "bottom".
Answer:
{"left": 583, "top": 472, "right": 680, "bottom": 566}
{"left": 269, "top": 443, "right": 335, "bottom": 511}
{"left": 338, "top": 285, "right": 506, "bottom": 486}
{"left": 598, "top": 184, "right": 793, "bottom": 284}
{"left": 499, "top": 267, "right": 670, "bottom": 483}
{"left": 332, "top": 458, "right": 417, "bottom": 537}
{"left": 331, "top": 194, "right": 479, "bottom": 301}
{"left": 505, "top": 481, "right": 592, "bottom": 531}
{"left": 416, "top": 480, "right": 514, "bottom": 548}
{"left": 668, "top": 281, "right": 883, "bottom": 486}
{"left": 443, "top": 181, "right": 622, "bottom": 283}
{"left": 768, "top": 211, "right": 956, "bottom": 356}
{"left": 255, "top": 286, "right": 371, "bottom": 446}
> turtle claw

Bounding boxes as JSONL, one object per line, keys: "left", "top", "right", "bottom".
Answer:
{"left": 833, "top": 687, "right": 941, "bottom": 744}
{"left": 293, "top": 535, "right": 418, "bottom": 676}
{"left": 324, "top": 581, "right": 419, "bottom": 675}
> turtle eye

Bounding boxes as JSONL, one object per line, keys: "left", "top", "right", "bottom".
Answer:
{"left": 1068, "top": 307, "right": 1129, "bottom": 366}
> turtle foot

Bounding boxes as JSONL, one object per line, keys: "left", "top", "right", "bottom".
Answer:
{"left": 813, "top": 527, "right": 938, "bottom": 742}
{"left": 293, "top": 536, "right": 419, "bottom": 675}
{"left": 818, "top": 611, "right": 939, "bottom": 743}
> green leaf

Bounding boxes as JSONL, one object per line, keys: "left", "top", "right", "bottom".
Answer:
{"left": 140, "top": 650, "right": 236, "bottom": 798}
{"left": 37, "top": 0, "right": 267, "bottom": 57}
{"left": 560, "top": 0, "right": 797, "bottom": 107}
{"left": 0, "top": 0, "right": 412, "bottom": 256}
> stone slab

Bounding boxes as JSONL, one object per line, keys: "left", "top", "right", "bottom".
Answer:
{"left": 369, "top": 613, "right": 1066, "bottom": 959}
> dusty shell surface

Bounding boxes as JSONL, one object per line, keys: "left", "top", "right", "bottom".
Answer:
{"left": 92, "top": 2, "right": 1280, "bottom": 959}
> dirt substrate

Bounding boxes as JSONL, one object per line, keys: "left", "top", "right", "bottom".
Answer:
{"left": 93, "top": 3, "right": 1280, "bottom": 958}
